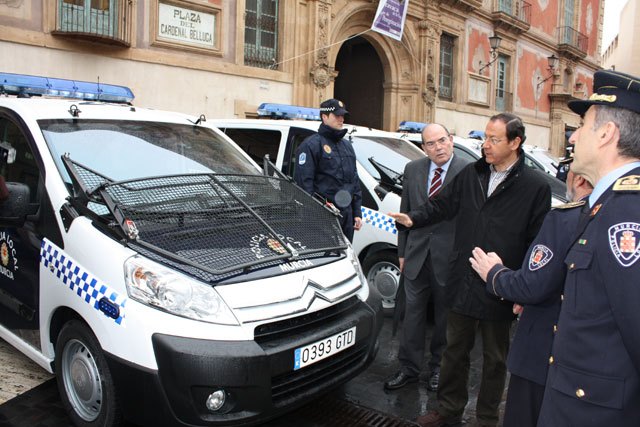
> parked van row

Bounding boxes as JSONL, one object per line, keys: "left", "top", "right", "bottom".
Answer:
{"left": 0, "top": 74, "right": 382, "bottom": 427}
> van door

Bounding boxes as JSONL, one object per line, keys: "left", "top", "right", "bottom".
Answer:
{"left": 0, "top": 113, "right": 61, "bottom": 349}
{"left": 282, "top": 126, "right": 315, "bottom": 177}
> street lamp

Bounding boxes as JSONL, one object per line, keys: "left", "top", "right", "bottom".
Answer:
{"left": 478, "top": 34, "right": 502, "bottom": 75}
{"left": 536, "top": 54, "right": 559, "bottom": 88}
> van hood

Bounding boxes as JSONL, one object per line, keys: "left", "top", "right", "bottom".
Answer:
{"left": 63, "top": 156, "right": 348, "bottom": 283}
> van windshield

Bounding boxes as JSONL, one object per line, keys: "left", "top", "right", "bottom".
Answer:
{"left": 350, "top": 136, "right": 424, "bottom": 180}
{"left": 39, "top": 119, "right": 258, "bottom": 186}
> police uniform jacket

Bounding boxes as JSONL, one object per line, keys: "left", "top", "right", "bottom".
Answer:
{"left": 538, "top": 167, "right": 640, "bottom": 426}
{"left": 407, "top": 154, "right": 551, "bottom": 321}
{"left": 294, "top": 123, "right": 362, "bottom": 219}
{"left": 485, "top": 202, "right": 584, "bottom": 386}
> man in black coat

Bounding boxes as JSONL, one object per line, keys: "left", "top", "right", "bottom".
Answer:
{"left": 469, "top": 165, "right": 592, "bottom": 427}
{"left": 390, "top": 113, "right": 551, "bottom": 427}
{"left": 384, "top": 123, "right": 469, "bottom": 392}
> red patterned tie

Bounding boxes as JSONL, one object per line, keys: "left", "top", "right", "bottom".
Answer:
{"left": 428, "top": 168, "right": 443, "bottom": 199}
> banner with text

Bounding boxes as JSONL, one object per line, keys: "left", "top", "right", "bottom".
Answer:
{"left": 371, "top": 0, "right": 409, "bottom": 41}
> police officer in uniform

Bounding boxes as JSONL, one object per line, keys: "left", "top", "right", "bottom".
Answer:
{"left": 294, "top": 99, "right": 362, "bottom": 242}
{"left": 537, "top": 69, "right": 640, "bottom": 426}
{"left": 469, "top": 162, "right": 593, "bottom": 427}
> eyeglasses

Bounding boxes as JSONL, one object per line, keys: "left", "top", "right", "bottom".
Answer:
{"left": 423, "top": 136, "right": 449, "bottom": 148}
{"left": 483, "top": 137, "right": 506, "bottom": 145}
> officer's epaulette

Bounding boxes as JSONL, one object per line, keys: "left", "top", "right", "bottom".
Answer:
{"left": 613, "top": 175, "right": 640, "bottom": 191}
{"left": 553, "top": 200, "right": 586, "bottom": 210}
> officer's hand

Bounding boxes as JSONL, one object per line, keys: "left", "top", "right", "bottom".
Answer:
{"left": 513, "top": 304, "right": 523, "bottom": 315}
{"left": 399, "top": 257, "right": 405, "bottom": 273}
{"left": 354, "top": 217, "right": 362, "bottom": 230}
{"left": 388, "top": 212, "right": 413, "bottom": 228}
{"left": 469, "top": 247, "right": 503, "bottom": 282}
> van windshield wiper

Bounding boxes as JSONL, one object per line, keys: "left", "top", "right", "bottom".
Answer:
{"left": 61, "top": 155, "right": 348, "bottom": 281}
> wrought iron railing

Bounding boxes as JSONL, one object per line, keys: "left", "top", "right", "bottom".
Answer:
{"left": 494, "top": 0, "right": 531, "bottom": 24}
{"left": 558, "top": 26, "right": 588, "bottom": 52}
{"left": 55, "top": 0, "right": 132, "bottom": 46}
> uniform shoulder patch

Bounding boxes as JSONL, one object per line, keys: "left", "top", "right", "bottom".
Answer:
{"left": 298, "top": 152, "right": 306, "bottom": 165}
{"left": 529, "top": 244, "right": 553, "bottom": 271}
{"left": 608, "top": 222, "right": 640, "bottom": 267}
{"left": 554, "top": 200, "right": 586, "bottom": 210}
{"left": 613, "top": 175, "right": 640, "bottom": 191}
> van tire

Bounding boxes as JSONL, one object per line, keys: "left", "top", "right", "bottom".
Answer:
{"left": 362, "top": 251, "right": 400, "bottom": 316}
{"left": 55, "top": 320, "right": 123, "bottom": 427}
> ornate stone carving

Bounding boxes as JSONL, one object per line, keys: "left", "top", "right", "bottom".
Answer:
{"left": 310, "top": 64, "right": 337, "bottom": 88}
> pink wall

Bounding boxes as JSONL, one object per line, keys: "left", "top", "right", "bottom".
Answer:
{"left": 517, "top": 50, "right": 552, "bottom": 112}
{"left": 529, "top": 0, "right": 560, "bottom": 37}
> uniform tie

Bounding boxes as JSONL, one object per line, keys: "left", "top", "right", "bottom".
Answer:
{"left": 428, "top": 168, "right": 443, "bottom": 199}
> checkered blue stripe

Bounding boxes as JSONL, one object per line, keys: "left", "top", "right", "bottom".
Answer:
{"left": 361, "top": 207, "right": 397, "bottom": 235}
{"left": 40, "top": 240, "right": 126, "bottom": 325}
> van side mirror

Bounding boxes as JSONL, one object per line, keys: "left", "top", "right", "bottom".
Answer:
{"left": 0, "top": 182, "right": 32, "bottom": 226}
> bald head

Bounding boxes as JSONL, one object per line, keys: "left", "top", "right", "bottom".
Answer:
{"left": 421, "top": 123, "right": 454, "bottom": 166}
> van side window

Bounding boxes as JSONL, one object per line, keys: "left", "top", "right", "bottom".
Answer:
{"left": 0, "top": 118, "right": 40, "bottom": 203}
{"left": 284, "top": 128, "right": 315, "bottom": 177}
{"left": 223, "top": 128, "right": 281, "bottom": 165}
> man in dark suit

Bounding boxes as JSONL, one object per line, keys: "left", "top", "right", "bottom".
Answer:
{"left": 385, "top": 123, "right": 469, "bottom": 391}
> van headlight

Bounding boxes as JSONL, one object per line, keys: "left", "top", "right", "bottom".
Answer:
{"left": 124, "top": 256, "right": 239, "bottom": 325}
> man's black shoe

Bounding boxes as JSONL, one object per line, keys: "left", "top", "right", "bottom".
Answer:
{"left": 427, "top": 371, "right": 440, "bottom": 391}
{"left": 384, "top": 371, "right": 418, "bottom": 390}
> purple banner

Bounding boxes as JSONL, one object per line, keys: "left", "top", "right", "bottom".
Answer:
{"left": 371, "top": 0, "right": 409, "bottom": 41}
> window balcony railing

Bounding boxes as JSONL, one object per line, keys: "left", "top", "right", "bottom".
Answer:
{"left": 494, "top": 0, "right": 531, "bottom": 24}
{"left": 54, "top": 0, "right": 132, "bottom": 47}
{"left": 557, "top": 26, "right": 588, "bottom": 53}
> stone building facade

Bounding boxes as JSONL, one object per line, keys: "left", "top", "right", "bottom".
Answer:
{"left": 0, "top": 0, "right": 603, "bottom": 155}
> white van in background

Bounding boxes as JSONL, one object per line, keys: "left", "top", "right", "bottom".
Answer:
{"left": 213, "top": 108, "right": 428, "bottom": 312}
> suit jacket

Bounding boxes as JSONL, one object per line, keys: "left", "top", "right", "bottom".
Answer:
{"left": 398, "top": 154, "right": 469, "bottom": 283}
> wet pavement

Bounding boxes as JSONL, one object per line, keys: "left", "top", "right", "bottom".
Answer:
{"left": 0, "top": 316, "right": 505, "bottom": 426}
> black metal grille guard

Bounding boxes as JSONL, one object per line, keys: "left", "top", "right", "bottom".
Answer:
{"left": 61, "top": 155, "right": 348, "bottom": 278}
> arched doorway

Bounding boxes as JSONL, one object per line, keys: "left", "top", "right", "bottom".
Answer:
{"left": 334, "top": 36, "right": 384, "bottom": 129}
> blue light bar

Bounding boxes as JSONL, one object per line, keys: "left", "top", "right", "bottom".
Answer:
{"left": 257, "top": 103, "right": 321, "bottom": 121}
{"left": 0, "top": 72, "right": 134, "bottom": 103}
{"left": 397, "top": 121, "right": 428, "bottom": 133}
{"left": 468, "top": 130, "right": 485, "bottom": 140}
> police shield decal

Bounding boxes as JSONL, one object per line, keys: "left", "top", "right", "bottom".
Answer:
{"left": 528, "top": 244, "right": 553, "bottom": 271}
{"left": 608, "top": 222, "right": 640, "bottom": 267}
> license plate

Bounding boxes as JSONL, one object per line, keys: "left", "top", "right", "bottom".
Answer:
{"left": 294, "top": 326, "right": 356, "bottom": 370}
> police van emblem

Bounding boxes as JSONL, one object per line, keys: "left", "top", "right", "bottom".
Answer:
{"left": 323, "top": 144, "right": 332, "bottom": 154}
{"left": 266, "top": 238, "right": 287, "bottom": 255}
{"left": 298, "top": 152, "right": 306, "bottom": 165}
{"left": 608, "top": 222, "right": 640, "bottom": 267}
{"left": 528, "top": 244, "right": 553, "bottom": 271}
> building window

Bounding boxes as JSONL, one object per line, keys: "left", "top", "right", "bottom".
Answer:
{"left": 56, "top": 0, "right": 131, "bottom": 45}
{"left": 495, "top": 55, "right": 511, "bottom": 111}
{"left": 439, "top": 34, "right": 454, "bottom": 100}
{"left": 245, "top": 0, "right": 279, "bottom": 69}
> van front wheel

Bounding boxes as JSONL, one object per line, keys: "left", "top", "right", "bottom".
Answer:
{"left": 362, "top": 251, "right": 400, "bottom": 315}
{"left": 55, "top": 320, "right": 122, "bottom": 427}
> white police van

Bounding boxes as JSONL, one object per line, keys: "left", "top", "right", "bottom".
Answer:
{"left": 212, "top": 106, "right": 427, "bottom": 313}
{"left": 0, "top": 74, "right": 382, "bottom": 427}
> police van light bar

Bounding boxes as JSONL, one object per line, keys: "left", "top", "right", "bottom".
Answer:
{"left": 0, "top": 72, "right": 134, "bottom": 103}
{"left": 257, "top": 103, "right": 321, "bottom": 121}
{"left": 468, "top": 130, "right": 485, "bottom": 140}
{"left": 398, "top": 121, "right": 428, "bottom": 133}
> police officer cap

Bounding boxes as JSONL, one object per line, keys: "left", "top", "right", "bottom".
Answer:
{"left": 568, "top": 69, "right": 640, "bottom": 116}
{"left": 320, "top": 99, "right": 349, "bottom": 116}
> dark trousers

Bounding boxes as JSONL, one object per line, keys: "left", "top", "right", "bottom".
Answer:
{"left": 437, "top": 311, "right": 511, "bottom": 426}
{"left": 503, "top": 374, "right": 545, "bottom": 427}
{"left": 398, "top": 256, "right": 447, "bottom": 376}
{"left": 339, "top": 206, "right": 354, "bottom": 242}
